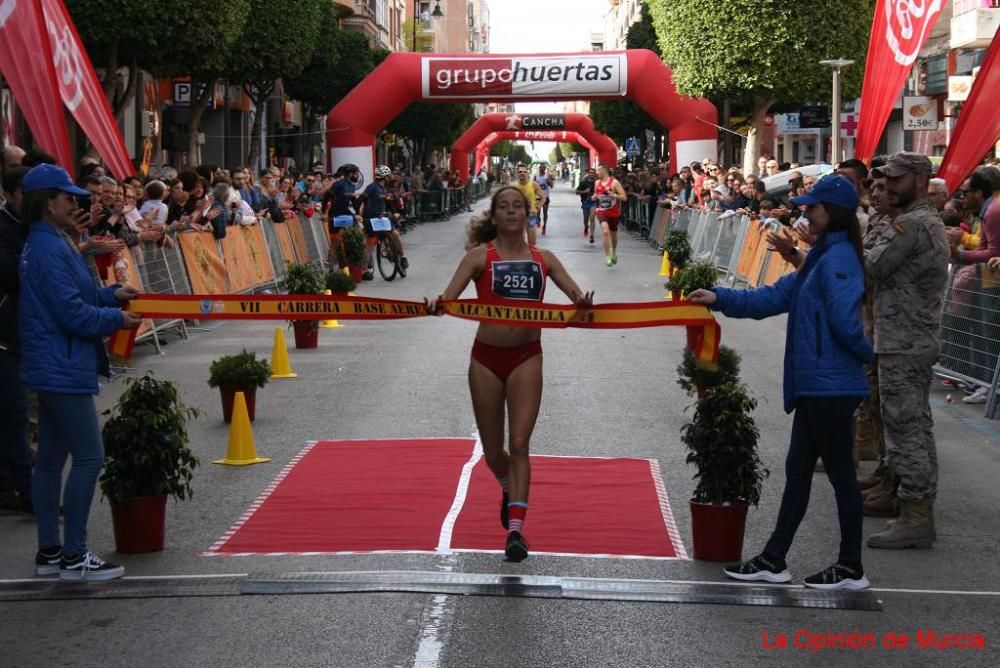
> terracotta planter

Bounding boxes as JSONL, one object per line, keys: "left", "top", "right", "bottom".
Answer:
{"left": 292, "top": 320, "right": 319, "bottom": 349}
{"left": 671, "top": 289, "right": 683, "bottom": 302}
{"left": 111, "top": 495, "right": 167, "bottom": 553}
{"left": 348, "top": 265, "right": 364, "bottom": 283}
{"left": 220, "top": 386, "right": 256, "bottom": 423}
{"left": 690, "top": 500, "right": 748, "bottom": 562}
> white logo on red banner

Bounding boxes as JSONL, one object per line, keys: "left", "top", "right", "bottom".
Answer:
{"left": 45, "top": 15, "right": 84, "bottom": 110}
{"left": 884, "top": 0, "right": 945, "bottom": 66}
{"left": 422, "top": 55, "right": 628, "bottom": 99}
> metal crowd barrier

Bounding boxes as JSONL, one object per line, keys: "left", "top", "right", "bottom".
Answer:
{"left": 936, "top": 263, "right": 1000, "bottom": 418}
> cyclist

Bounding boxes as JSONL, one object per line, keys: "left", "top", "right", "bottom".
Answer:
{"left": 534, "top": 165, "right": 554, "bottom": 234}
{"left": 359, "top": 165, "right": 408, "bottom": 274}
{"left": 513, "top": 167, "right": 543, "bottom": 246}
{"left": 322, "top": 163, "right": 361, "bottom": 269}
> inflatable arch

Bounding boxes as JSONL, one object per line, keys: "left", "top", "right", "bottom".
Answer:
{"left": 471, "top": 129, "right": 609, "bottom": 176}
{"left": 453, "top": 113, "right": 617, "bottom": 181}
{"left": 326, "top": 49, "right": 717, "bottom": 183}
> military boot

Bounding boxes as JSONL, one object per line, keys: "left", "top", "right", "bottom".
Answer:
{"left": 858, "top": 464, "right": 889, "bottom": 491}
{"left": 867, "top": 500, "right": 935, "bottom": 549}
{"left": 861, "top": 476, "right": 894, "bottom": 500}
{"left": 863, "top": 488, "right": 900, "bottom": 517}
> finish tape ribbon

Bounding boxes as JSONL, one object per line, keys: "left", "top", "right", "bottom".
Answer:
{"left": 109, "top": 294, "right": 720, "bottom": 364}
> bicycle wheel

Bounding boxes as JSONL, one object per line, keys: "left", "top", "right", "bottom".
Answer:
{"left": 376, "top": 235, "right": 398, "bottom": 281}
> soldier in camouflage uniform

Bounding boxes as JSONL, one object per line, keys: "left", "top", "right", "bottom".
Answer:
{"left": 857, "top": 172, "right": 896, "bottom": 512}
{"left": 863, "top": 153, "right": 950, "bottom": 549}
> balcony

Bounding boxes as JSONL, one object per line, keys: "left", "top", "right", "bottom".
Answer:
{"left": 332, "top": 0, "right": 355, "bottom": 17}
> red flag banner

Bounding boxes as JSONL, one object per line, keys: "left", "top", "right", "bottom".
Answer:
{"left": 0, "top": 0, "right": 74, "bottom": 172}
{"left": 40, "top": 0, "right": 133, "bottom": 178}
{"left": 937, "top": 36, "right": 1000, "bottom": 192}
{"left": 854, "top": 0, "right": 946, "bottom": 161}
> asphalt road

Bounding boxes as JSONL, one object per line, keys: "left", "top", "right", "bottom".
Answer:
{"left": 2, "top": 185, "right": 998, "bottom": 667}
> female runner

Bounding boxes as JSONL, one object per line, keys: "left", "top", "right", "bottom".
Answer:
{"left": 430, "top": 186, "right": 593, "bottom": 562}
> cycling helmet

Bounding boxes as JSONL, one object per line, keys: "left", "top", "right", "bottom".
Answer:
{"left": 374, "top": 165, "right": 392, "bottom": 179}
{"left": 335, "top": 163, "right": 359, "bottom": 177}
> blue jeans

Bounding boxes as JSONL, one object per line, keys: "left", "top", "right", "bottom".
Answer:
{"left": 33, "top": 393, "right": 104, "bottom": 555}
{"left": 0, "top": 349, "right": 31, "bottom": 498}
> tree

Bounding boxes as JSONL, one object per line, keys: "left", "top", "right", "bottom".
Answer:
{"left": 283, "top": 2, "right": 347, "bottom": 115}
{"left": 590, "top": 1, "right": 663, "bottom": 162}
{"left": 548, "top": 144, "right": 564, "bottom": 165}
{"left": 229, "top": 0, "right": 326, "bottom": 170}
{"left": 67, "top": 0, "right": 252, "bottom": 164}
{"left": 491, "top": 140, "right": 531, "bottom": 166}
{"left": 649, "top": 0, "right": 873, "bottom": 168}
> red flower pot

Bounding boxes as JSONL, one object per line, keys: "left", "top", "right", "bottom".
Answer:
{"left": 292, "top": 320, "right": 319, "bottom": 349}
{"left": 348, "top": 265, "right": 364, "bottom": 283}
{"left": 689, "top": 500, "right": 748, "bottom": 562}
{"left": 111, "top": 495, "right": 167, "bottom": 553}
{"left": 671, "top": 289, "right": 683, "bottom": 302}
{"left": 219, "top": 386, "right": 257, "bottom": 423}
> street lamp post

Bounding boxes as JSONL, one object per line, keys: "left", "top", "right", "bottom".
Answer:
{"left": 412, "top": 1, "right": 444, "bottom": 52}
{"left": 819, "top": 58, "right": 855, "bottom": 165}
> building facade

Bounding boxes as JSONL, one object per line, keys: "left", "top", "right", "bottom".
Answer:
{"left": 603, "top": 0, "right": 642, "bottom": 51}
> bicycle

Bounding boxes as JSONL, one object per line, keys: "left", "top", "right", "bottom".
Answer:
{"left": 368, "top": 217, "right": 406, "bottom": 281}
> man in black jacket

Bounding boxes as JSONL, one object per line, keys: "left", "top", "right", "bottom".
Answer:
{"left": 0, "top": 166, "right": 31, "bottom": 512}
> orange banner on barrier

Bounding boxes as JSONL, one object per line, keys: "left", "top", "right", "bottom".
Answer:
{"left": 178, "top": 231, "right": 228, "bottom": 294}
{"left": 735, "top": 222, "right": 764, "bottom": 280}
{"left": 242, "top": 224, "right": 275, "bottom": 286}
{"left": 273, "top": 223, "right": 297, "bottom": 265}
{"left": 286, "top": 216, "right": 310, "bottom": 263}
{"left": 221, "top": 231, "right": 254, "bottom": 293}
{"left": 108, "top": 294, "right": 721, "bottom": 367}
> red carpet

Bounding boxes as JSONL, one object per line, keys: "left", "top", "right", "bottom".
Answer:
{"left": 450, "top": 457, "right": 684, "bottom": 559}
{"left": 205, "top": 439, "right": 686, "bottom": 560}
{"left": 207, "top": 438, "right": 476, "bottom": 555}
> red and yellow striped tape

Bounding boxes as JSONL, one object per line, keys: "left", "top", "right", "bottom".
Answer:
{"left": 109, "top": 294, "right": 720, "bottom": 365}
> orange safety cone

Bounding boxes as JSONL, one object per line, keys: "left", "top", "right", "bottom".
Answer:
{"left": 658, "top": 251, "right": 671, "bottom": 277}
{"left": 213, "top": 392, "right": 271, "bottom": 466}
{"left": 320, "top": 289, "right": 342, "bottom": 329}
{"left": 269, "top": 327, "right": 297, "bottom": 379}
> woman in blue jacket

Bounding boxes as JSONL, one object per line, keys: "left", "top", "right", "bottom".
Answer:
{"left": 688, "top": 175, "right": 874, "bottom": 591}
{"left": 19, "top": 165, "right": 142, "bottom": 581}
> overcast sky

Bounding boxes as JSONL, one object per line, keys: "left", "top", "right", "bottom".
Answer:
{"left": 487, "top": 0, "right": 609, "bottom": 158}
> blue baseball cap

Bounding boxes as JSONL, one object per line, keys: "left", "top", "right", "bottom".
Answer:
{"left": 22, "top": 164, "right": 89, "bottom": 196}
{"left": 790, "top": 174, "right": 859, "bottom": 211}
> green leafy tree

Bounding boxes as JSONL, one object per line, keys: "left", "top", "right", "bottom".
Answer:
{"left": 67, "top": 0, "right": 252, "bottom": 164}
{"left": 229, "top": 0, "right": 325, "bottom": 170}
{"left": 282, "top": 1, "right": 346, "bottom": 114}
{"left": 590, "top": 1, "right": 663, "bottom": 161}
{"left": 491, "top": 140, "right": 531, "bottom": 166}
{"left": 649, "top": 0, "right": 873, "bottom": 167}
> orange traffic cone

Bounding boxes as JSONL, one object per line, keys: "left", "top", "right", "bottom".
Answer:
{"left": 213, "top": 392, "right": 270, "bottom": 466}
{"left": 320, "top": 289, "right": 342, "bottom": 329}
{"left": 269, "top": 327, "right": 297, "bottom": 379}
{"left": 658, "top": 251, "right": 671, "bottom": 277}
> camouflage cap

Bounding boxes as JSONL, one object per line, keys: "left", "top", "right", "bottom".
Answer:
{"left": 871, "top": 152, "right": 933, "bottom": 178}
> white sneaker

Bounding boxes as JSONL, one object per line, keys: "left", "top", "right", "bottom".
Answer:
{"left": 962, "top": 387, "right": 990, "bottom": 404}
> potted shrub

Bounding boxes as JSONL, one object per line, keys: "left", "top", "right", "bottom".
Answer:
{"left": 667, "top": 259, "right": 719, "bottom": 348}
{"left": 677, "top": 344, "right": 741, "bottom": 399}
{"left": 100, "top": 373, "right": 199, "bottom": 553}
{"left": 284, "top": 261, "right": 325, "bottom": 349}
{"left": 325, "top": 269, "right": 357, "bottom": 295}
{"left": 681, "top": 379, "right": 767, "bottom": 562}
{"left": 207, "top": 350, "right": 270, "bottom": 423}
{"left": 342, "top": 226, "right": 367, "bottom": 283}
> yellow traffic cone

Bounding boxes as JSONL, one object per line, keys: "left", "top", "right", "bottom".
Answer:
{"left": 214, "top": 392, "right": 270, "bottom": 466}
{"left": 658, "top": 251, "right": 671, "bottom": 277}
{"left": 269, "top": 327, "right": 297, "bottom": 379}
{"left": 320, "top": 289, "right": 342, "bottom": 329}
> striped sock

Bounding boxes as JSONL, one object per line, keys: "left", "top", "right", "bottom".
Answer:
{"left": 496, "top": 475, "right": 509, "bottom": 493}
{"left": 507, "top": 502, "right": 528, "bottom": 534}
